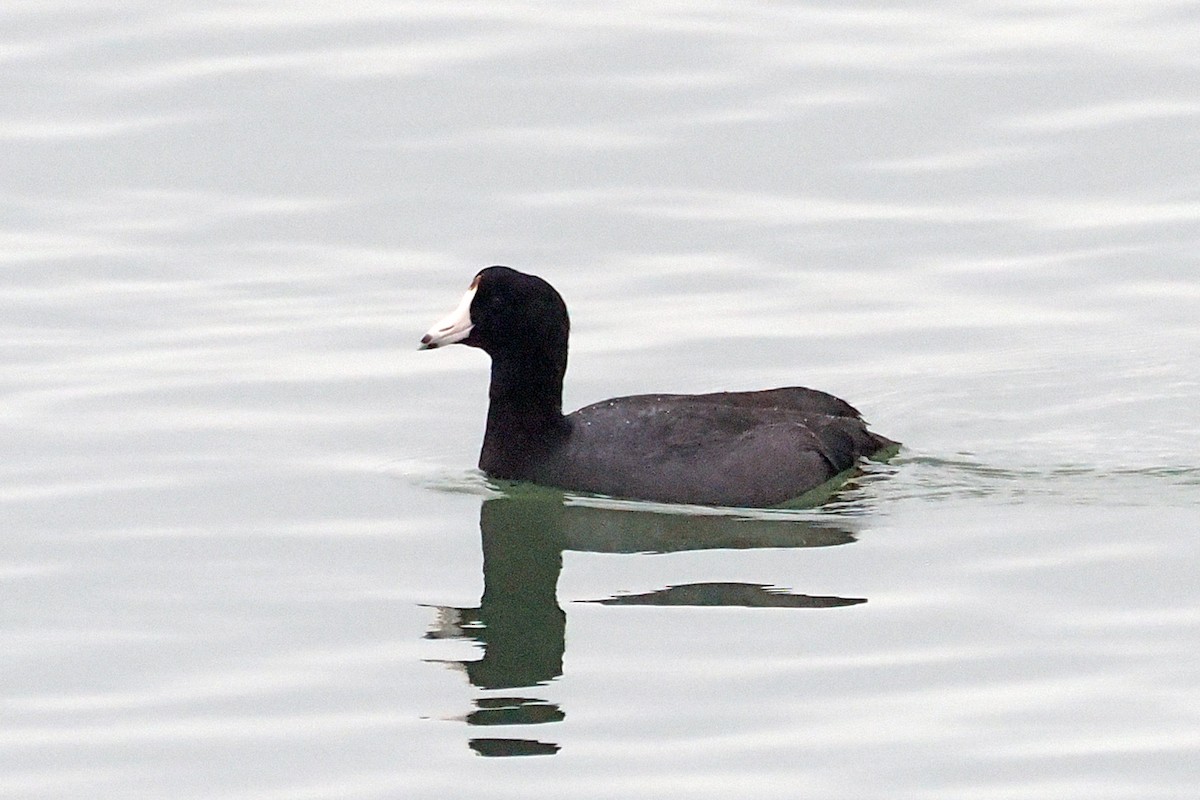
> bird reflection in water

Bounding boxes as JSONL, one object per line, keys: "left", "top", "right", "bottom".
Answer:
{"left": 424, "top": 491, "right": 865, "bottom": 757}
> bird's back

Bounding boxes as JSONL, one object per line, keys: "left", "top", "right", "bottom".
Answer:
{"left": 528, "top": 388, "right": 895, "bottom": 506}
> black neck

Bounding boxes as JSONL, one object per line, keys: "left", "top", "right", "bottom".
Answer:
{"left": 479, "top": 348, "right": 569, "bottom": 479}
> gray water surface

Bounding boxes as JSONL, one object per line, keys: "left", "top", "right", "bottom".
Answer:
{"left": 3, "top": 3, "right": 1199, "bottom": 798}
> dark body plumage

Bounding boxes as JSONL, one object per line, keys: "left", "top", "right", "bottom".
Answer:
{"left": 421, "top": 266, "right": 896, "bottom": 507}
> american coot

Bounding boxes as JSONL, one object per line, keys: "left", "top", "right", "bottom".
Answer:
{"left": 420, "top": 266, "right": 897, "bottom": 507}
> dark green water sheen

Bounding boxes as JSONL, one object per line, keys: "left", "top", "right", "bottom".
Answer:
{"left": 2, "top": 2, "right": 1198, "bottom": 798}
